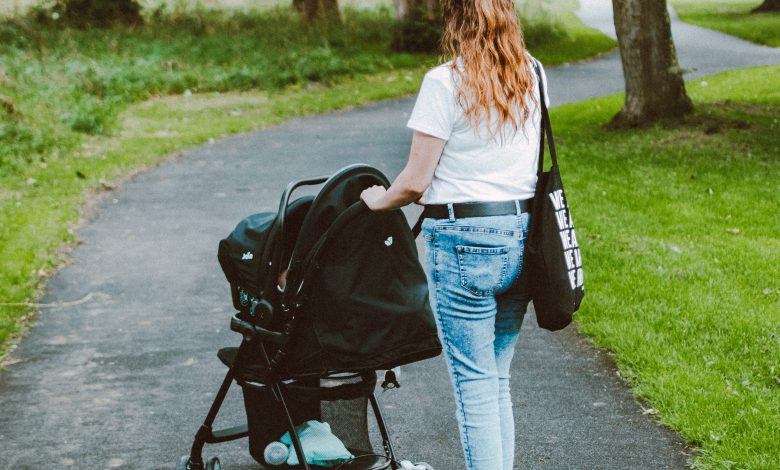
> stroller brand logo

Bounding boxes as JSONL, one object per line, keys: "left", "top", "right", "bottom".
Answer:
{"left": 384, "top": 236, "right": 393, "bottom": 247}
{"left": 242, "top": 251, "right": 253, "bottom": 260}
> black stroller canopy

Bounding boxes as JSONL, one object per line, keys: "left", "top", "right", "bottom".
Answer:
{"left": 288, "top": 164, "right": 390, "bottom": 272}
{"left": 219, "top": 164, "right": 441, "bottom": 377}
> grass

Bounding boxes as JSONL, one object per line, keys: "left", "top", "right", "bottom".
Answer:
{"left": 672, "top": 0, "right": 780, "bottom": 47}
{"left": 1, "top": 2, "right": 777, "bottom": 467}
{"left": 553, "top": 65, "right": 780, "bottom": 469}
{"left": 518, "top": 0, "right": 617, "bottom": 64}
{"left": 0, "top": 2, "right": 615, "bottom": 354}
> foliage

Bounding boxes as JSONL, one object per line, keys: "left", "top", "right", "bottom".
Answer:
{"left": 671, "top": 0, "right": 780, "bottom": 46}
{"left": 390, "top": 1, "right": 571, "bottom": 54}
{"left": 390, "top": 5, "right": 442, "bottom": 53}
{"left": 35, "top": 0, "right": 145, "bottom": 28}
{"left": 0, "top": 1, "right": 614, "bottom": 355}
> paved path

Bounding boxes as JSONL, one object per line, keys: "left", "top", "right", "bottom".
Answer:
{"left": 1, "top": 3, "right": 777, "bottom": 469}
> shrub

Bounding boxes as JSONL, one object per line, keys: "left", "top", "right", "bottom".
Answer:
{"left": 43, "top": 0, "right": 144, "bottom": 28}
{"left": 65, "top": 94, "right": 117, "bottom": 134}
{"left": 390, "top": 7, "right": 442, "bottom": 53}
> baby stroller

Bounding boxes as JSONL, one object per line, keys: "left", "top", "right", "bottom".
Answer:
{"left": 178, "top": 164, "right": 442, "bottom": 470}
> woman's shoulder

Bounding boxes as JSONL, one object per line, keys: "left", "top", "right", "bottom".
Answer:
{"left": 524, "top": 51, "right": 544, "bottom": 70}
{"left": 524, "top": 52, "right": 551, "bottom": 105}
{"left": 424, "top": 61, "right": 458, "bottom": 89}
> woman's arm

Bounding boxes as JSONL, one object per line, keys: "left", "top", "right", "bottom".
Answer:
{"left": 360, "top": 131, "right": 447, "bottom": 211}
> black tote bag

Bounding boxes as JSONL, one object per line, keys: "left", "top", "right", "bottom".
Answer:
{"left": 523, "top": 59, "right": 585, "bottom": 331}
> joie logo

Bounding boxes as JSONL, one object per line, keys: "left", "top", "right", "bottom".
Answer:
{"left": 242, "top": 251, "right": 253, "bottom": 260}
{"left": 384, "top": 236, "right": 393, "bottom": 247}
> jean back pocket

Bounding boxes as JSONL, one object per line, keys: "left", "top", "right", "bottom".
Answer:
{"left": 455, "top": 245, "right": 509, "bottom": 297}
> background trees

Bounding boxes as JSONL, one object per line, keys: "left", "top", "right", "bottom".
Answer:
{"left": 55, "top": 0, "right": 143, "bottom": 27}
{"left": 611, "top": 0, "right": 692, "bottom": 126}
{"left": 293, "top": 0, "right": 342, "bottom": 23}
{"left": 390, "top": 0, "right": 442, "bottom": 52}
{"left": 752, "top": 0, "right": 780, "bottom": 12}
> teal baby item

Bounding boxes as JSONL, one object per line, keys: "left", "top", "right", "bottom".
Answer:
{"left": 280, "top": 420, "right": 354, "bottom": 466}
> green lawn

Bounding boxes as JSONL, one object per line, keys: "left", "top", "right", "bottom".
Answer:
{"left": 554, "top": 65, "right": 779, "bottom": 469}
{"left": 1, "top": 1, "right": 777, "bottom": 467}
{"left": 0, "top": 3, "right": 615, "bottom": 355}
{"left": 672, "top": 0, "right": 780, "bottom": 47}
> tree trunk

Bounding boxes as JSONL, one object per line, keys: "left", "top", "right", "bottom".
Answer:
{"left": 390, "top": 0, "right": 441, "bottom": 52}
{"left": 752, "top": 0, "right": 780, "bottom": 12}
{"left": 393, "top": 0, "right": 408, "bottom": 20}
{"left": 393, "top": 0, "right": 437, "bottom": 20}
{"left": 60, "top": 0, "right": 143, "bottom": 27}
{"left": 294, "top": 0, "right": 342, "bottom": 23}
{"left": 611, "top": 0, "right": 692, "bottom": 127}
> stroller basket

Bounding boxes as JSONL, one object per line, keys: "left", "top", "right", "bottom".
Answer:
{"left": 178, "top": 164, "right": 442, "bottom": 470}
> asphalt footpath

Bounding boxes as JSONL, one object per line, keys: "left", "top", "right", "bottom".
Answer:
{"left": 1, "top": 2, "right": 777, "bottom": 468}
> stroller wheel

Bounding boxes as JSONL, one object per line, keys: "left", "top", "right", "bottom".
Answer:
{"left": 205, "top": 456, "right": 222, "bottom": 470}
{"left": 175, "top": 456, "right": 190, "bottom": 470}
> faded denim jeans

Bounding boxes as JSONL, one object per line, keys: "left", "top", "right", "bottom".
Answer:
{"left": 422, "top": 211, "right": 531, "bottom": 470}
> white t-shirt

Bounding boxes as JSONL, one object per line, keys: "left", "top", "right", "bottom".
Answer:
{"left": 406, "top": 55, "right": 550, "bottom": 204}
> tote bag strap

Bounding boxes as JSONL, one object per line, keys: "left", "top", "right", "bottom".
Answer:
{"left": 531, "top": 58, "right": 558, "bottom": 173}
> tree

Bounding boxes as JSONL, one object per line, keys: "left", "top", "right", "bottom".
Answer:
{"left": 752, "top": 0, "right": 780, "bottom": 12}
{"left": 393, "top": 0, "right": 438, "bottom": 20}
{"left": 56, "top": 0, "right": 143, "bottom": 28}
{"left": 390, "top": 0, "right": 442, "bottom": 53}
{"left": 611, "top": 0, "right": 692, "bottom": 127}
{"left": 293, "top": 0, "right": 342, "bottom": 23}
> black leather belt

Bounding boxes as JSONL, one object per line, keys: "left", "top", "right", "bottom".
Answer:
{"left": 421, "top": 199, "right": 532, "bottom": 219}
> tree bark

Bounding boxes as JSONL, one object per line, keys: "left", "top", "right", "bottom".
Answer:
{"left": 752, "top": 0, "right": 780, "bottom": 12}
{"left": 60, "top": 0, "right": 143, "bottom": 27}
{"left": 611, "top": 0, "right": 692, "bottom": 127}
{"left": 390, "top": 0, "right": 441, "bottom": 52}
{"left": 393, "top": 0, "right": 437, "bottom": 20}
{"left": 293, "top": 0, "right": 342, "bottom": 23}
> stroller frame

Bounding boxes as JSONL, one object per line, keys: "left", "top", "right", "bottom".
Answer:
{"left": 182, "top": 333, "right": 398, "bottom": 470}
{"left": 181, "top": 171, "right": 402, "bottom": 470}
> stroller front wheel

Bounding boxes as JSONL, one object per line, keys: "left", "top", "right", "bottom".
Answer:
{"left": 205, "top": 456, "right": 221, "bottom": 470}
{"left": 175, "top": 456, "right": 192, "bottom": 470}
{"left": 175, "top": 455, "right": 220, "bottom": 470}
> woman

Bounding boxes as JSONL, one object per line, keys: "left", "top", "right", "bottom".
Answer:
{"left": 360, "top": 0, "right": 549, "bottom": 469}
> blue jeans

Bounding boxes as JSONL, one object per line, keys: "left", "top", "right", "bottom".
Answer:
{"left": 422, "top": 212, "right": 531, "bottom": 470}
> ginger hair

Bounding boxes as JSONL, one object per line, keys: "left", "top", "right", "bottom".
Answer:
{"left": 440, "top": 0, "right": 537, "bottom": 141}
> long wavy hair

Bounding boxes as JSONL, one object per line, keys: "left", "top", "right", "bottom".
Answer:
{"left": 440, "top": 0, "right": 537, "bottom": 141}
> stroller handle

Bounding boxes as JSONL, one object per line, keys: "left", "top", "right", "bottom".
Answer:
{"left": 277, "top": 176, "right": 329, "bottom": 220}
{"left": 260, "top": 175, "right": 329, "bottom": 298}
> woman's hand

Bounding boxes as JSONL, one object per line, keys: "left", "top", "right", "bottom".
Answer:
{"left": 360, "top": 185, "right": 388, "bottom": 211}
